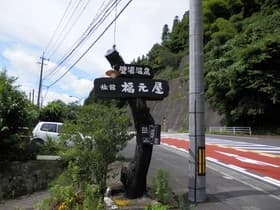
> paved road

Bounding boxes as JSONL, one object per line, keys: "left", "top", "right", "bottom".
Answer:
{"left": 162, "top": 133, "right": 280, "bottom": 187}
{"left": 122, "top": 136, "right": 280, "bottom": 209}
{"left": 2, "top": 134, "right": 279, "bottom": 209}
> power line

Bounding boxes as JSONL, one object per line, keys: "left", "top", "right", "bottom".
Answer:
{"left": 47, "top": 0, "right": 91, "bottom": 59}
{"left": 113, "top": 0, "right": 118, "bottom": 46}
{"left": 46, "top": 0, "right": 133, "bottom": 89}
{"left": 44, "top": 0, "right": 73, "bottom": 54}
{"left": 43, "top": 0, "right": 119, "bottom": 81}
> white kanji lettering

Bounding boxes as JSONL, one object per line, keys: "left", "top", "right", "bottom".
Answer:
{"left": 128, "top": 66, "right": 135, "bottom": 74}
{"left": 152, "top": 82, "right": 164, "bottom": 94}
{"left": 101, "top": 84, "right": 108, "bottom": 90}
{"left": 109, "top": 84, "right": 116, "bottom": 91}
{"left": 121, "top": 82, "right": 135, "bottom": 93}
{"left": 143, "top": 67, "right": 151, "bottom": 75}
{"left": 136, "top": 67, "right": 143, "bottom": 75}
{"left": 138, "top": 83, "right": 149, "bottom": 92}
{"left": 119, "top": 65, "right": 127, "bottom": 74}
{"left": 141, "top": 126, "right": 149, "bottom": 134}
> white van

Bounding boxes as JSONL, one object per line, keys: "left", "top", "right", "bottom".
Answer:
{"left": 32, "top": 121, "right": 63, "bottom": 143}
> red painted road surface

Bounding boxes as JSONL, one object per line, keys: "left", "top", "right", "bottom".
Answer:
{"left": 161, "top": 138, "right": 280, "bottom": 181}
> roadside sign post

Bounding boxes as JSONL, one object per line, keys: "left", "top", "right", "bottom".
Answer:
{"left": 94, "top": 49, "right": 169, "bottom": 198}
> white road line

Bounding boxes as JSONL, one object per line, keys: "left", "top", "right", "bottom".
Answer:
{"left": 161, "top": 143, "right": 280, "bottom": 188}
{"left": 211, "top": 160, "right": 280, "bottom": 188}
{"left": 207, "top": 163, "right": 280, "bottom": 201}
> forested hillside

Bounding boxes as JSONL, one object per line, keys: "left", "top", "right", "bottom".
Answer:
{"left": 134, "top": 0, "right": 280, "bottom": 131}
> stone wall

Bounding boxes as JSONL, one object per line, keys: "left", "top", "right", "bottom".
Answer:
{"left": 147, "top": 78, "right": 223, "bottom": 131}
{"left": 0, "top": 160, "right": 63, "bottom": 200}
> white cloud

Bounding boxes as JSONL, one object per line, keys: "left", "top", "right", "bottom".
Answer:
{"left": 42, "top": 90, "right": 80, "bottom": 106}
{"left": 0, "top": 0, "right": 189, "bottom": 105}
{"left": 59, "top": 73, "right": 93, "bottom": 95}
{"left": 2, "top": 47, "right": 39, "bottom": 85}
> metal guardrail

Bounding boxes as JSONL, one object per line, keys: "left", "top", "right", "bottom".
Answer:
{"left": 209, "top": 126, "right": 252, "bottom": 136}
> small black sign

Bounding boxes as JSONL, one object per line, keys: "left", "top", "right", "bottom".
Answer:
{"left": 119, "top": 64, "right": 153, "bottom": 78}
{"left": 138, "top": 124, "right": 161, "bottom": 145}
{"left": 94, "top": 78, "right": 169, "bottom": 100}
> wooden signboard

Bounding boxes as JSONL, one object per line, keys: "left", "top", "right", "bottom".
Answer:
{"left": 94, "top": 78, "right": 169, "bottom": 100}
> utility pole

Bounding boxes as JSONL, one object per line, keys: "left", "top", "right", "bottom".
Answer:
{"left": 188, "top": 0, "right": 206, "bottom": 202}
{"left": 32, "top": 89, "right": 35, "bottom": 105}
{"left": 37, "top": 52, "right": 48, "bottom": 107}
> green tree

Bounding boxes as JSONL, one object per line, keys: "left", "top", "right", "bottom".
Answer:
{"left": 205, "top": 11, "right": 280, "bottom": 128}
{"left": 0, "top": 69, "right": 38, "bottom": 160}
{"left": 0, "top": 70, "right": 36, "bottom": 138}
{"left": 60, "top": 104, "right": 132, "bottom": 193}
{"left": 161, "top": 24, "right": 170, "bottom": 42}
{"left": 39, "top": 100, "right": 77, "bottom": 122}
{"left": 163, "top": 14, "right": 189, "bottom": 53}
{"left": 172, "top": 16, "right": 180, "bottom": 32}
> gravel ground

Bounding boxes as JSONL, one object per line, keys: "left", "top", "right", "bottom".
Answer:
{"left": 0, "top": 190, "right": 49, "bottom": 210}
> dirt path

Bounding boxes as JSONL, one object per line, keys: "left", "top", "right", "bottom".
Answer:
{"left": 0, "top": 191, "right": 49, "bottom": 210}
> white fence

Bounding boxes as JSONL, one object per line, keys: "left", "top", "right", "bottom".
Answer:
{"left": 209, "top": 126, "right": 252, "bottom": 136}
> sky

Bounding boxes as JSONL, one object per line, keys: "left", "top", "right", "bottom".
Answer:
{"left": 0, "top": 0, "right": 189, "bottom": 105}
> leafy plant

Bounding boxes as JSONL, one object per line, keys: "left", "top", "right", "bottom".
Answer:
{"left": 144, "top": 204, "right": 169, "bottom": 210}
{"left": 37, "top": 137, "right": 61, "bottom": 155}
{"left": 59, "top": 104, "right": 132, "bottom": 192}
{"left": 0, "top": 69, "right": 39, "bottom": 160}
{"left": 152, "top": 169, "right": 172, "bottom": 205}
{"left": 37, "top": 163, "right": 103, "bottom": 210}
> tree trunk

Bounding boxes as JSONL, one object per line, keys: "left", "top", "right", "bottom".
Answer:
{"left": 121, "top": 98, "right": 155, "bottom": 198}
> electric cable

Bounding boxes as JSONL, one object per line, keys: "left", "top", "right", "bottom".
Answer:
{"left": 46, "top": 0, "right": 133, "bottom": 89}
{"left": 43, "top": 0, "right": 119, "bottom": 81}
{"left": 44, "top": 0, "right": 73, "bottom": 55}
{"left": 47, "top": 0, "right": 91, "bottom": 59}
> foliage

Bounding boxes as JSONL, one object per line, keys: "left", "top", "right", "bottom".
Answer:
{"left": 36, "top": 137, "right": 61, "bottom": 155}
{"left": 59, "top": 104, "right": 132, "bottom": 192}
{"left": 144, "top": 204, "right": 169, "bottom": 210}
{"left": 163, "top": 14, "right": 189, "bottom": 54}
{"left": 161, "top": 24, "right": 170, "bottom": 42}
{"left": 0, "top": 70, "right": 36, "bottom": 138}
{"left": 133, "top": 13, "right": 188, "bottom": 76}
{"left": 38, "top": 103, "right": 131, "bottom": 209}
{"left": 152, "top": 169, "right": 172, "bottom": 205}
{"left": 37, "top": 164, "right": 103, "bottom": 210}
{"left": 205, "top": 7, "right": 280, "bottom": 127}
{"left": 39, "top": 100, "right": 78, "bottom": 122}
{"left": 0, "top": 69, "right": 39, "bottom": 160}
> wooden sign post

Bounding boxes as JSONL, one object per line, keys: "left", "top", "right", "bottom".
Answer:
{"left": 94, "top": 49, "right": 169, "bottom": 198}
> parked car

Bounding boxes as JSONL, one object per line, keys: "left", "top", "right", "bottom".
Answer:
{"left": 31, "top": 121, "right": 63, "bottom": 143}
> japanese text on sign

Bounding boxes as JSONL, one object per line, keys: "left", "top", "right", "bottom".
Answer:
{"left": 94, "top": 78, "right": 169, "bottom": 100}
{"left": 119, "top": 64, "right": 152, "bottom": 78}
{"left": 138, "top": 124, "right": 161, "bottom": 145}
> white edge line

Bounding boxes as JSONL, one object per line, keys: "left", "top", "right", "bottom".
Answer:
{"left": 161, "top": 143, "right": 188, "bottom": 153}
{"left": 161, "top": 143, "right": 280, "bottom": 188}
{"left": 207, "top": 158, "right": 280, "bottom": 188}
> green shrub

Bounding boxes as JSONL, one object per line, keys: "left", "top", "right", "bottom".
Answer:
{"left": 37, "top": 163, "right": 103, "bottom": 210}
{"left": 152, "top": 169, "right": 172, "bottom": 205}
{"left": 36, "top": 138, "right": 61, "bottom": 155}
{"left": 59, "top": 104, "right": 132, "bottom": 193}
{"left": 144, "top": 204, "right": 169, "bottom": 210}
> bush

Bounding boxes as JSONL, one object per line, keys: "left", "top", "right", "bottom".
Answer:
{"left": 59, "top": 104, "right": 132, "bottom": 193}
{"left": 152, "top": 169, "right": 172, "bottom": 205}
{"left": 0, "top": 70, "right": 39, "bottom": 161}
{"left": 144, "top": 204, "right": 169, "bottom": 210}
{"left": 37, "top": 164, "right": 103, "bottom": 210}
